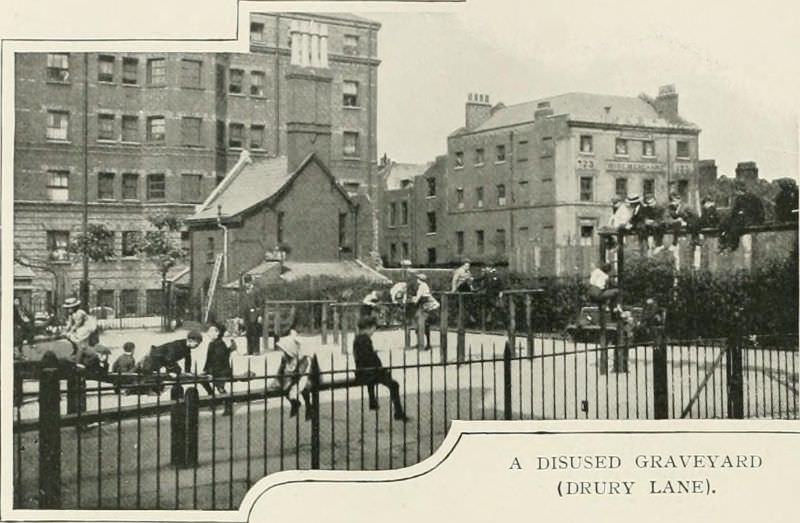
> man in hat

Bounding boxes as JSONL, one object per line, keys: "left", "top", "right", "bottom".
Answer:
{"left": 62, "top": 297, "right": 98, "bottom": 356}
{"left": 409, "top": 273, "right": 439, "bottom": 350}
{"left": 639, "top": 195, "right": 665, "bottom": 250}
{"left": 451, "top": 259, "right": 473, "bottom": 293}
{"left": 609, "top": 195, "right": 642, "bottom": 230}
{"left": 698, "top": 197, "right": 720, "bottom": 229}
{"left": 239, "top": 274, "right": 263, "bottom": 355}
{"left": 720, "top": 182, "right": 764, "bottom": 251}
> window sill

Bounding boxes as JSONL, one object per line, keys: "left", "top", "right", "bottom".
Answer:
{"left": 122, "top": 82, "right": 140, "bottom": 88}
{"left": 579, "top": 151, "right": 595, "bottom": 156}
{"left": 228, "top": 146, "right": 244, "bottom": 151}
{"left": 97, "top": 139, "right": 117, "bottom": 144}
{"left": 614, "top": 154, "right": 629, "bottom": 158}
{"left": 180, "top": 86, "right": 205, "bottom": 91}
{"left": 120, "top": 141, "right": 141, "bottom": 145}
{"left": 426, "top": 232, "right": 437, "bottom": 236}
{"left": 250, "top": 146, "right": 266, "bottom": 152}
{"left": 474, "top": 163, "right": 485, "bottom": 168}
{"left": 250, "top": 94, "right": 267, "bottom": 99}
{"left": 98, "top": 80, "right": 115, "bottom": 86}
{"left": 453, "top": 166, "right": 464, "bottom": 170}
{"left": 120, "top": 256, "right": 140, "bottom": 261}
{"left": 46, "top": 80, "right": 71, "bottom": 86}
{"left": 122, "top": 198, "right": 141, "bottom": 202}
{"left": 495, "top": 160, "right": 506, "bottom": 165}
{"left": 97, "top": 198, "right": 116, "bottom": 202}
{"left": 228, "top": 92, "right": 246, "bottom": 97}
{"left": 676, "top": 156, "right": 691, "bottom": 161}
{"left": 343, "top": 105, "right": 362, "bottom": 110}
{"left": 342, "top": 156, "right": 361, "bottom": 161}
{"left": 46, "top": 139, "right": 71, "bottom": 144}
{"left": 641, "top": 155, "right": 657, "bottom": 160}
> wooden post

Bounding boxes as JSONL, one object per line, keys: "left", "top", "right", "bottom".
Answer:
{"left": 525, "top": 292, "right": 534, "bottom": 357}
{"left": 439, "top": 293, "right": 449, "bottom": 362}
{"left": 170, "top": 382, "right": 185, "bottom": 467}
{"left": 652, "top": 329, "right": 669, "bottom": 419}
{"left": 507, "top": 294, "right": 516, "bottom": 356}
{"left": 262, "top": 302, "right": 271, "bottom": 350}
{"left": 321, "top": 302, "right": 328, "bottom": 345}
{"left": 456, "top": 294, "right": 465, "bottom": 362}
{"left": 340, "top": 307, "right": 349, "bottom": 355}
{"left": 332, "top": 306, "right": 340, "bottom": 344}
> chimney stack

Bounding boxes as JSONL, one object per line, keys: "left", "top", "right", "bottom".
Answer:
{"left": 698, "top": 159, "right": 718, "bottom": 195}
{"left": 534, "top": 100, "right": 554, "bottom": 119}
{"left": 735, "top": 161, "right": 759, "bottom": 183}
{"left": 465, "top": 93, "right": 492, "bottom": 130}
{"left": 286, "top": 20, "right": 333, "bottom": 172}
{"left": 654, "top": 84, "right": 679, "bottom": 122}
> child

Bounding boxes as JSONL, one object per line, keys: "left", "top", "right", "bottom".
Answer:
{"left": 112, "top": 342, "right": 137, "bottom": 373}
{"left": 588, "top": 263, "right": 621, "bottom": 315}
{"left": 203, "top": 322, "right": 234, "bottom": 395}
{"left": 141, "top": 330, "right": 203, "bottom": 376}
{"left": 353, "top": 316, "right": 409, "bottom": 422}
{"left": 274, "top": 328, "right": 312, "bottom": 419}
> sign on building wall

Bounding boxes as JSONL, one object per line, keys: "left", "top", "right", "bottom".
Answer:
{"left": 606, "top": 160, "right": 666, "bottom": 173}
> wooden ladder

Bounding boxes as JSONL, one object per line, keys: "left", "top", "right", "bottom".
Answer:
{"left": 203, "top": 253, "right": 224, "bottom": 323}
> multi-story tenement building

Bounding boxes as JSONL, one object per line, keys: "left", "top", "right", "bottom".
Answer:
{"left": 13, "top": 12, "right": 380, "bottom": 313}
{"left": 378, "top": 155, "right": 447, "bottom": 266}
{"left": 445, "top": 86, "right": 701, "bottom": 274}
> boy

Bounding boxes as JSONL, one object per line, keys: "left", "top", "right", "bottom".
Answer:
{"left": 588, "top": 263, "right": 621, "bottom": 315}
{"left": 141, "top": 330, "right": 203, "bottom": 376}
{"left": 112, "top": 342, "right": 137, "bottom": 373}
{"left": 353, "top": 316, "right": 409, "bottom": 421}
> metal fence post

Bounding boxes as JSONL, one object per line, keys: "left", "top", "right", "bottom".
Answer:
{"left": 525, "top": 292, "right": 534, "bottom": 357}
{"left": 403, "top": 303, "right": 411, "bottom": 350}
{"left": 262, "top": 302, "right": 271, "bottom": 350}
{"left": 170, "top": 383, "right": 186, "bottom": 467}
{"left": 503, "top": 342, "right": 512, "bottom": 420}
{"left": 184, "top": 386, "right": 200, "bottom": 466}
{"left": 598, "top": 307, "right": 608, "bottom": 375}
{"left": 38, "top": 365, "right": 62, "bottom": 508}
{"left": 66, "top": 372, "right": 86, "bottom": 415}
{"left": 457, "top": 294, "right": 465, "bottom": 361}
{"left": 507, "top": 294, "right": 516, "bottom": 356}
{"left": 726, "top": 317, "right": 745, "bottom": 419}
{"left": 440, "top": 293, "right": 449, "bottom": 362}
{"left": 340, "top": 308, "right": 349, "bottom": 356}
{"left": 332, "top": 306, "right": 340, "bottom": 345}
{"left": 310, "top": 356, "right": 321, "bottom": 469}
{"left": 321, "top": 302, "right": 328, "bottom": 345}
{"left": 652, "top": 328, "right": 669, "bottom": 419}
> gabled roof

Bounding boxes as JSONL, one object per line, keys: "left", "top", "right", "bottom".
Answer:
{"left": 452, "top": 92, "right": 699, "bottom": 136}
{"left": 187, "top": 152, "right": 354, "bottom": 224}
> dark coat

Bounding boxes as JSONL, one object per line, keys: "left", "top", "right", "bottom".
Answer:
{"left": 699, "top": 206, "right": 720, "bottom": 229}
{"left": 353, "top": 333, "right": 388, "bottom": 383}
{"left": 148, "top": 339, "right": 193, "bottom": 374}
{"left": 239, "top": 288, "right": 263, "bottom": 324}
{"left": 730, "top": 193, "right": 765, "bottom": 226}
{"left": 774, "top": 186, "right": 798, "bottom": 223}
{"left": 204, "top": 338, "right": 233, "bottom": 376}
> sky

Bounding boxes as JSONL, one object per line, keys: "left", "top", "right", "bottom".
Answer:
{"left": 364, "top": 0, "right": 800, "bottom": 180}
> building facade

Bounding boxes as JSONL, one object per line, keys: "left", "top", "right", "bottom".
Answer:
{"left": 444, "top": 87, "right": 701, "bottom": 274}
{"left": 13, "top": 12, "right": 380, "bottom": 313}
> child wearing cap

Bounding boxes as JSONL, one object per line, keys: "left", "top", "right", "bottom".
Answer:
{"left": 112, "top": 342, "right": 137, "bottom": 374}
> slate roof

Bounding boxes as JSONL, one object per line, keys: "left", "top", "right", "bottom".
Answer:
{"left": 453, "top": 92, "right": 699, "bottom": 136}
{"left": 381, "top": 161, "right": 433, "bottom": 190}
{"left": 223, "top": 260, "right": 390, "bottom": 289}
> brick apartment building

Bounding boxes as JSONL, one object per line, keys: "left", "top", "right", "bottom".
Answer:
{"left": 13, "top": 12, "right": 380, "bottom": 313}
{"left": 378, "top": 155, "right": 448, "bottom": 266}
{"left": 444, "top": 86, "right": 701, "bottom": 274}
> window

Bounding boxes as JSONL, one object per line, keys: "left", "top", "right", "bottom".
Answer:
{"left": 250, "top": 125, "right": 265, "bottom": 149}
{"left": 579, "top": 221, "right": 595, "bottom": 247}
{"left": 98, "top": 114, "right": 115, "bottom": 140}
{"left": 122, "top": 173, "right": 139, "bottom": 200}
{"left": 122, "top": 57, "right": 138, "bottom": 85}
{"left": 496, "top": 144, "right": 506, "bottom": 163}
{"left": 476, "top": 230, "right": 485, "bottom": 254}
{"left": 97, "top": 55, "right": 114, "bottom": 82}
{"left": 147, "top": 116, "right": 165, "bottom": 143}
{"left": 338, "top": 212, "right": 348, "bottom": 248}
{"left": 46, "top": 110, "right": 69, "bottom": 140}
{"left": 206, "top": 237, "right": 215, "bottom": 264}
{"left": 250, "top": 71, "right": 265, "bottom": 96}
{"left": 579, "top": 176, "right": 593, "bottom": 202}
{"left": 642, "top": 140, "right": 655, "bottom": 157}
{"left": 343, "top": 131, "right": 359, "bottom": 157}
{"left": 615, "top": 178, "right": 628, "bottom": 199}
{"left": 146, "top": 289, "right": 163, "bottom": 316}
{"left": 427, "top": 212, "right": 437, "bottom": 234}
{"left": 97, "top": 290, "right": 115, "bottom": 309}
{"left": 426, "top": 177, "right": 436, "bottom": 197}
{"left": 46, "top": 170, "right": 69, "bottom": 201}
{"left": 476, "top": 186, "right": 484, "bottom": 208}
{"left": 454, "top": 151, "right": 464, "bottom": 168}
{"left": 98, "top": 172, "right": 115, "bottom": 200}
{"left": 389, "top": 243, "right": 397, "bottom": 263}
{"left": 122, "top": 231, "right": 140, "bottom": 257}
{"left": 676, "top": 141, "right": 690, "bottom": 159}
{"left": 580, "top": 135, "right": 594, "bottom": 154}
{"left": 147, "top": 58, "right": 166, "bottom": 86}
{"left": 456, "top": 231, "right": 464, "bottom": 254}
{"left": 180, "top": 59, "right": 202, "bottom": 88}
{"left": 181, "top": 174, "right": 203, "bottom": 203}
{"left": 343, "top": 81, "right": 359, "bottom": 107}
{"left": 250, "top": 22, "right": 265, "bottom": 41}
{"left": 229, "top": 68, "right": 243, "bottom": 94}
{"left": 400, "top": 201, "right": 408, "bottom": 225}
{"left": 456, "top": 188, "right": 464, "bottom": 209}
{"left": 147, "top": 173, "right": 165, "bottom": 200}
{"left": 122, "top": 115, "right": 138, "bottom": 142}
{"left": 277, "top": 212, "right": 285, "bottom": 243}
{"left": 343, "top": 34, "right": 359, "bottom": 56}
{"left": 474, "top": 148, "right": 485, "bottom": 166}
{"left": 228, "top": 123, "right": 244, "bottom": 148}
{"left": 46, "top": 231, "right": 70, "bottom": 261}
{"left": 518, "top": 180, "right": 529, "bottom": 205}
{"left": 46, "top": 53, "right": 70, "bottom": 82}
{"left": 517, "top": 140, "right": 529, "bottom": 162}
{"left": 181, "top": 117, "right": 202, "bottom": 146}
{"left": 427, "top": 248, "right": 437, "bottom": 265}
{"left": 541, "top": 137, "right": 554, "bottom": 157}
{"left": 615, "top": 138, "right": 628, "bottom": 156}
{"left": 401, "top": 242, "right": 409, "bottom": 261}
{"left": 120, "top": 290, "right": 138, "bottom": 317}
{"left": 677, "top": 180, "right": 689, "bottom": 201}
{"left": 389, "top": 203, "right": 397, "bottom": 227}
{"left": 519, "top": 227, "right": 529, "bottom": 241}
{"left": 495, "top": 229, "right": 506, "bottom": 254}
{"left": 643, "top": 178, "right": 655, "bottom": 199}
{"left": 497, "top": 184, "right": 507, "bottom": 206}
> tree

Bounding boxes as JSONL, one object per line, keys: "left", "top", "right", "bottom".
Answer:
{"left": 137, "top": 213, "right": 187, "bottom": 330}
{"left": 67, "top": 223, "right": 116, "bottom": 262}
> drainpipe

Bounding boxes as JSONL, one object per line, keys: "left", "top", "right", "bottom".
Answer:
{"left": 217, "top": 205, "right": 229, "bottom": 284}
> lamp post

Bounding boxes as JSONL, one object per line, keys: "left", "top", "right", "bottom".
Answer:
{"left": 80, "top": 52, "right": 90, "bottom": 308}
